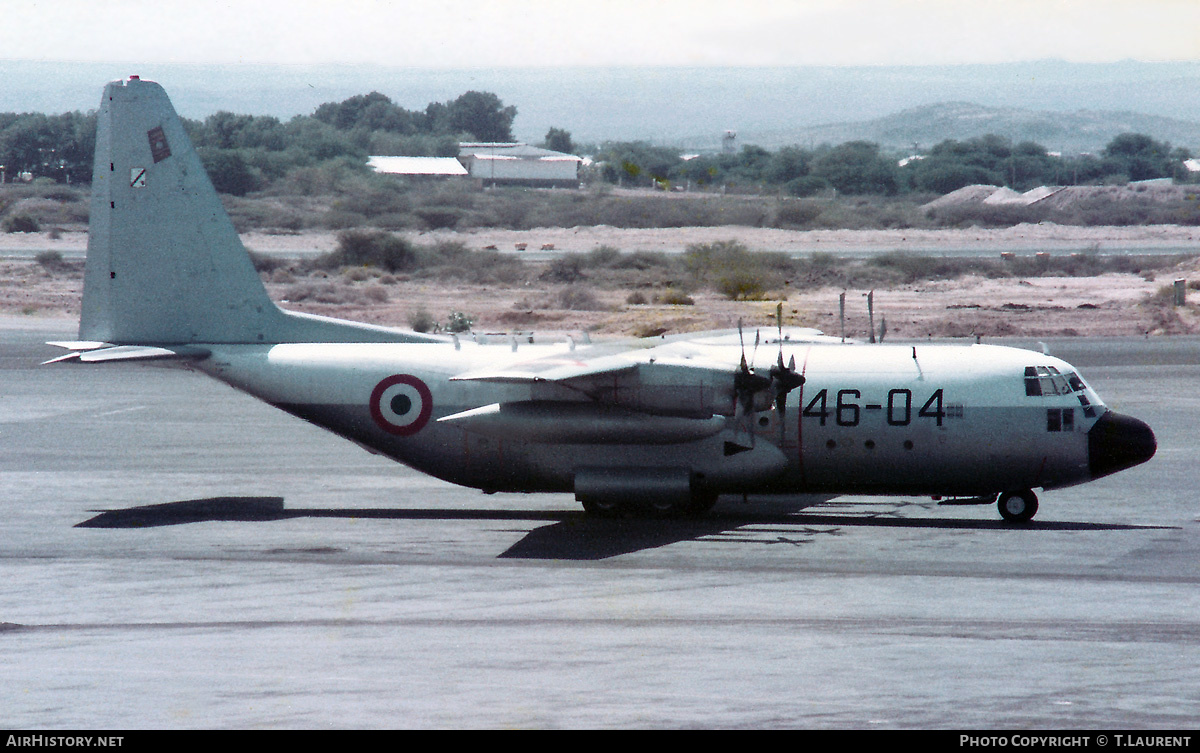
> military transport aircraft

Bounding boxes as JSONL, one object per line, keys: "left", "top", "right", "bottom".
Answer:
{"left": 47, "top": 77, "right": 1157, "bottom": 522}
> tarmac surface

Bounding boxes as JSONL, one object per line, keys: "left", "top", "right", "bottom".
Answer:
{"left": 2, "top": 318, "right": 1198, "bottom": 729}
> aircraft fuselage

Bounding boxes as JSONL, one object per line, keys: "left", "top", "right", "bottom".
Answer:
{"left": 196, "top": 339, "right": 1149, "bottom": 506}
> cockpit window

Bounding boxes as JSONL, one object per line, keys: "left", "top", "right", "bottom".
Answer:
{"left": 1026, "top": 366, "right": 1098, "bottom": 417}
{"left": 1025, "top": 366, "right": 1074, "bottom": 397}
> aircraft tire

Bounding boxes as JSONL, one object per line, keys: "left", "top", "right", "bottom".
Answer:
{"left": 581, "top": 492, "right": 715, "bottom": 519}
{"left": 645, "top": 497, "right": 685, "bottom": 518}
{"left": 997, "top": 490, "right": 1038, "bottom": 523}
{"left": 683, "top": 491, "right": 719, "bottom": 517}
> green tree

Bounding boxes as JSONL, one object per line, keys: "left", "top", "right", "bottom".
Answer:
{"left": 444, "top": 91, "right": 517, "bottom": 142}
{"left": 201, "top": 111, "right": 256, "bottom": 149}
{"left": 765, "top": 146, "right": 813, "bottom": 184}
{"left": 198, "top": 149, "right": 259, "bottom": 196}
{"left": 1102, "top": 133, "right": 1175, "bottom": 181}
{"left": 905, "top": 135, "right": 1059, "bottom": 192}
{"left": 670, "top": 154, "right": 725, "bottom": 188}
{"left": 812, "top": 141, "right": 898, "bottom": 195}
{"left": 284, "top": 117, "right": 362, "bottom": 162}
{"left": 315, "top": 92, "right": 400, "bottom": 131}
{"left": 597, "top": 141, "right": 682, "bottom": 187}
{"left": 909, "top": 162, "right": 996, "bottom": 194}
{"left": 544, "top": 127, "right": 574, "bottom": 153}
{"left": 0, "top": 111, "right": 95, "bottom": 183}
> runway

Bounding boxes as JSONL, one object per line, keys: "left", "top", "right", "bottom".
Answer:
{"left": 2, "top": 318, "right": 1198, "bottom": 729}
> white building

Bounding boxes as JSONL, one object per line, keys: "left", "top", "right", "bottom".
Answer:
{"left": 367, "top": 155, "right": 469, "bottom": 180}
{"left": 457, "top": 143, "right": 582, "bottom": 188}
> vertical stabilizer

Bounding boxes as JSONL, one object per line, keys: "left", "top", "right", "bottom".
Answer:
{"left": 80, "top": 77, "right": 422, "bottom": 345}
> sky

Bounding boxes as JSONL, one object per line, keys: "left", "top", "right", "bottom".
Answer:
{"left": 3, "top": 0, "right": 1199, "bottom": 68}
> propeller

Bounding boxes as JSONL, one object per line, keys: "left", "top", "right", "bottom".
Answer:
{"left": 734, "top": 320, "right": 771, "bottom": 416}
{"left": 728, "top": 321, "right": 771, "bottom": 451}
{"left": 768, "top": 303, "right": 805, "bottom": 418}
{"left": 770, "top": 353, "right": 804, "bottom": 415}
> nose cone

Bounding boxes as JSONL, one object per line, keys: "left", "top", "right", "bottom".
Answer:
{"left": 1089, "top": 411, "right": 1157, "bottom": 479}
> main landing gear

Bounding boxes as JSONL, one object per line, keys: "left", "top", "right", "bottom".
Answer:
{"left": 997, "top": 489, "right": 1039, "bottom": 523}
{"left": 581, "top": 491, "right": 719, "bottom": 518}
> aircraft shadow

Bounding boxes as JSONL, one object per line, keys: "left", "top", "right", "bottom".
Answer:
{"left": 75, "top": 496, "right": 1176, "bottom": 560}
{"left": 76, "top": 497, "right": 290, "bottom": 528}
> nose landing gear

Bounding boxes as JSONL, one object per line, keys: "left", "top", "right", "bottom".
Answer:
{"left": 997, "top": 490, "right": 1038, "bottom": 523}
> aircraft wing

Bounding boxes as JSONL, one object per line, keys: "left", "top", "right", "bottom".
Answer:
{"left": 448, "top": 324, "right": 837, "bottom": 386}
{"left": 451, "top": 339, "right": 765, "bottom": 419}
{"left": 449, "top": 352, "right": 642, "bottom": 385}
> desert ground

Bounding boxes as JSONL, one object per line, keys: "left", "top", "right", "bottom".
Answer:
{"left": 2, "top": 223, "right": 1199, "bottom": 340}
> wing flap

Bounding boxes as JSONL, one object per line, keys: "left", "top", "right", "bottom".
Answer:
{"left": 449, "top": 353, "right": 639, "bottom": 385}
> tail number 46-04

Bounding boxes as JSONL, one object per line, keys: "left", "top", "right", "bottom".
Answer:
{"left": 802, "top": 388, "right": 946, "bottom": 427}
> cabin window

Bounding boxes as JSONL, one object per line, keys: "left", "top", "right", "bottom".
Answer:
{"left": 1077, "top": 392, "right": 1096, "bottom": 418}
{"left": 1047, "top": 408, "right": 1074, "bottom": 432}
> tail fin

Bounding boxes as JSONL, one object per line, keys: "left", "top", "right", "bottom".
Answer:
{"left": 80, "top": 76, "right": 425, "bottom": 345}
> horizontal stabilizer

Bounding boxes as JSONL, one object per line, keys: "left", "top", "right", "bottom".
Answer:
{"left": 43, "top": 344, "right": 210, "bottom": 365}
{"left": 46, "top": 340, "right": 112, "bottom": 351}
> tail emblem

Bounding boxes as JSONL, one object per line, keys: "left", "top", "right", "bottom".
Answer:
{"left": 147, "top": 126, "right": 171, "bottom": 162}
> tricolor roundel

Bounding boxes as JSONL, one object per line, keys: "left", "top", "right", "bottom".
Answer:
{"left": 370, "top": 375, "right": 433, "bottom": 436}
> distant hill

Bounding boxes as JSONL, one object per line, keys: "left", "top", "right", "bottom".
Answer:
{"left": 739, "top": 102, "right": 1200, "bottom": 155}
{"left": 2, "top": 59, "right": 1199, "bottom": 153}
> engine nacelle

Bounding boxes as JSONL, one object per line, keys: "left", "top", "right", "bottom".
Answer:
{"left": 578, "top": 360, "right": 752, "bottom": 417}
{"left": 438, "top": 400, "right": 727, "bottom": 444}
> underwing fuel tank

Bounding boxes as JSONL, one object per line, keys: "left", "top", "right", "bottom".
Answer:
{"left": 437, "top": 400, "right": 727, "bottom": 444}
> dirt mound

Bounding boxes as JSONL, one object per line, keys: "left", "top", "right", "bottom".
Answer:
{"left": 925, "top": 181, "right": 1192, "bottom": 213}
{"left": 921, "top": 184, "right": 1002, "bottom": 212}
{"left": 1035, "top": 183, "right": 1189, "bottom": 211}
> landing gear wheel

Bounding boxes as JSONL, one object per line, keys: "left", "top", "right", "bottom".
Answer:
{"left": 997, "top": 490, "right": 1038, "bottom": 523}
{"left": 683, "top": 491, "right": 719, "bottom": 517}
{"left": 646, "top": 497, "right": 685, "bottom": 518}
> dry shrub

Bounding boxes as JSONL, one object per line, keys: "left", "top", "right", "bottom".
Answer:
{"left": 554, "top": 285, "right": 608, "bottom": 311}
{"left": 773, "top": 200, "right": 823, "bottom": 227}
{"left": 656, "top": 289, "right": 695, "bottom": 305}
{"left": 317, "top": 230, "right": 415, "bottom": 272}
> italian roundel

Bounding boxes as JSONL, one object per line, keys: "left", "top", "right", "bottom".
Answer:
{"left": 369, "top": 375, "right": 433, "bottom": 436}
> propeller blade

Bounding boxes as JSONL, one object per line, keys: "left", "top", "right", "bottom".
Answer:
{"left": 768, "top": 351, "right": 805, "bottom": 420}
{"left": 776, "top": 302, "right": 784, "bottom": 348}
{"left": 738, "top": 319, "right": 748, "bottom": 373}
